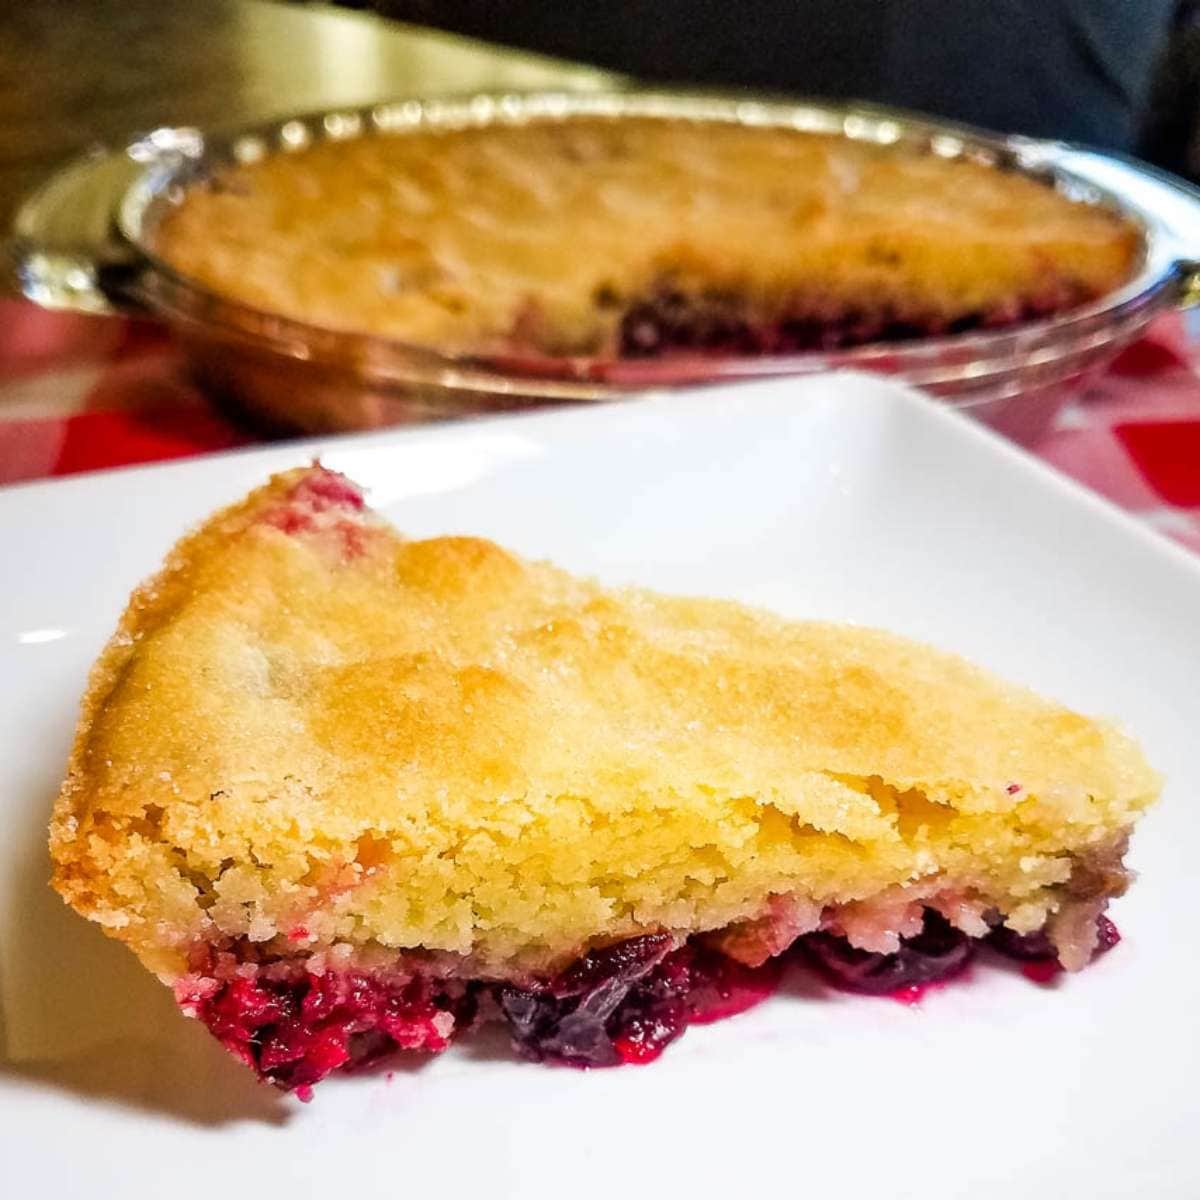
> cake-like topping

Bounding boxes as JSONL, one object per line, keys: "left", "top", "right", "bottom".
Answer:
{"left": 153, "top": 118, "right": 1138, "bottom": 358}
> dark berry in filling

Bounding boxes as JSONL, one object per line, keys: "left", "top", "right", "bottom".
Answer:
{"left": 799, "top": 910, "right": 974, "bottom": 995}
{"left": 1095, "top": 914, "right": 1122, "bottom": 953}
{"left": 987, "top": 913, "right": 1121, "bottom": 962}
{"left": 986, "top": 924, "right": 1057, "bottom": 961}
{"left": 496, "top": 934, "right": 674, "bottom": 1067}
{"left": 618, "top": 290, "right": 770, "bottom": 356}
{"left": 494, "top": 934, "right": 781, "bottom": 1068}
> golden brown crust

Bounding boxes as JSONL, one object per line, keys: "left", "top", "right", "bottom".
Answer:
{"left": 153, "top": 118, "right": 1139, "bottom": 355}
{"left": 50, "top": 466, "right": 1159, "bottom": 981}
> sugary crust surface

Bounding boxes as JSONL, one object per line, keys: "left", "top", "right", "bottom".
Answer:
{"left": 50, "top": 467, "right": 1158, "bottom": 981}
{"left": 153, "top": 118, "right": 1139, "bottom": 355}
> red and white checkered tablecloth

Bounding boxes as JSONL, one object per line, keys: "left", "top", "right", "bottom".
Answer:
{"left": 2, "top": 297, "right": 1200, "bottom": 555}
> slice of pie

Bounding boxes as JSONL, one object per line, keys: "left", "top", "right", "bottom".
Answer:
{"left": 152, "top": 117, "right": 1138, "bottom": 360}
{"left": 50, "top": 466, "right": 1158, "bottom": 1095}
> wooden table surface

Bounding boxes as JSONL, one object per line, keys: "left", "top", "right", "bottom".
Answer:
{"left": 0, "top": 0, "right": 616, "bottom": 229}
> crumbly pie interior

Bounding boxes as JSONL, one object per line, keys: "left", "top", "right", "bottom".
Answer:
{"left": 152, "top": 118, "right": 1139, "bottom": 359}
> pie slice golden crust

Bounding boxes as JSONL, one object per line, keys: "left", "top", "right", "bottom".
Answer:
{"left": 50, "top": 466, "right": 1158, "bottom": 1092}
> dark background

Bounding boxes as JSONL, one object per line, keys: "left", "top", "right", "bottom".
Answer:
{"left": 360, "top": 0, "right": 1187, "bottom": 164}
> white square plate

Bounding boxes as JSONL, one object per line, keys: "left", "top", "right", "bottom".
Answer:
{"left": 2, "top": 375, "right": 1197, "bottom": 1198}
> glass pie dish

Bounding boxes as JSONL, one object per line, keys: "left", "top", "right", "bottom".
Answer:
{"left": 9, "top": 90, "right": 1200, "bottom": 444}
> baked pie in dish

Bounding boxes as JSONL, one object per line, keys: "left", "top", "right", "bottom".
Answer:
{"left": 152, "top": 117, "right": 1139, "bottom": 362}
{"left": 50, "top": 466, "right": 1158, "bottom": 1095}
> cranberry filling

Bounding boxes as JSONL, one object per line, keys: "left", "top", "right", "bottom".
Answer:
{"left": 288, "top": 470, "right": 366, "bottom": 512}
{"left": 184, "top": 909, "right": 1121, "bottom": 1093}
{"left": 187, "top": 969, "right": 467, "bottom": 1092}
{"left": 258, "top": 468, "right": 370, "bottom": 557}
{"left": 799, "top": 909, "right": 974, "bottom": 996}
{"left": 614, "top": 291, "right": 1045, "bottom": 359}
{"left": 611, "top": 276, "right": 1087, "bottom": 360}
{"left": 619, "top": 291, "right": 776, "bottom": 356}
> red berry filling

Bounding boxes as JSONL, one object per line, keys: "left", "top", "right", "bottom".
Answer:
{"left": 257, "top": 467, "right": 370, "bottom": 557}
{"left": 288, "top": 470, "right": 366, "bottom": 512}
{"left": 183, "top": 909, "right": 1121, "bottom": 1093}
{"left": 185, "top": 969, "right": 467, "bottom": 1092}
{"left": 613, "top": 286, "right": 1080, "bottom": 359}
